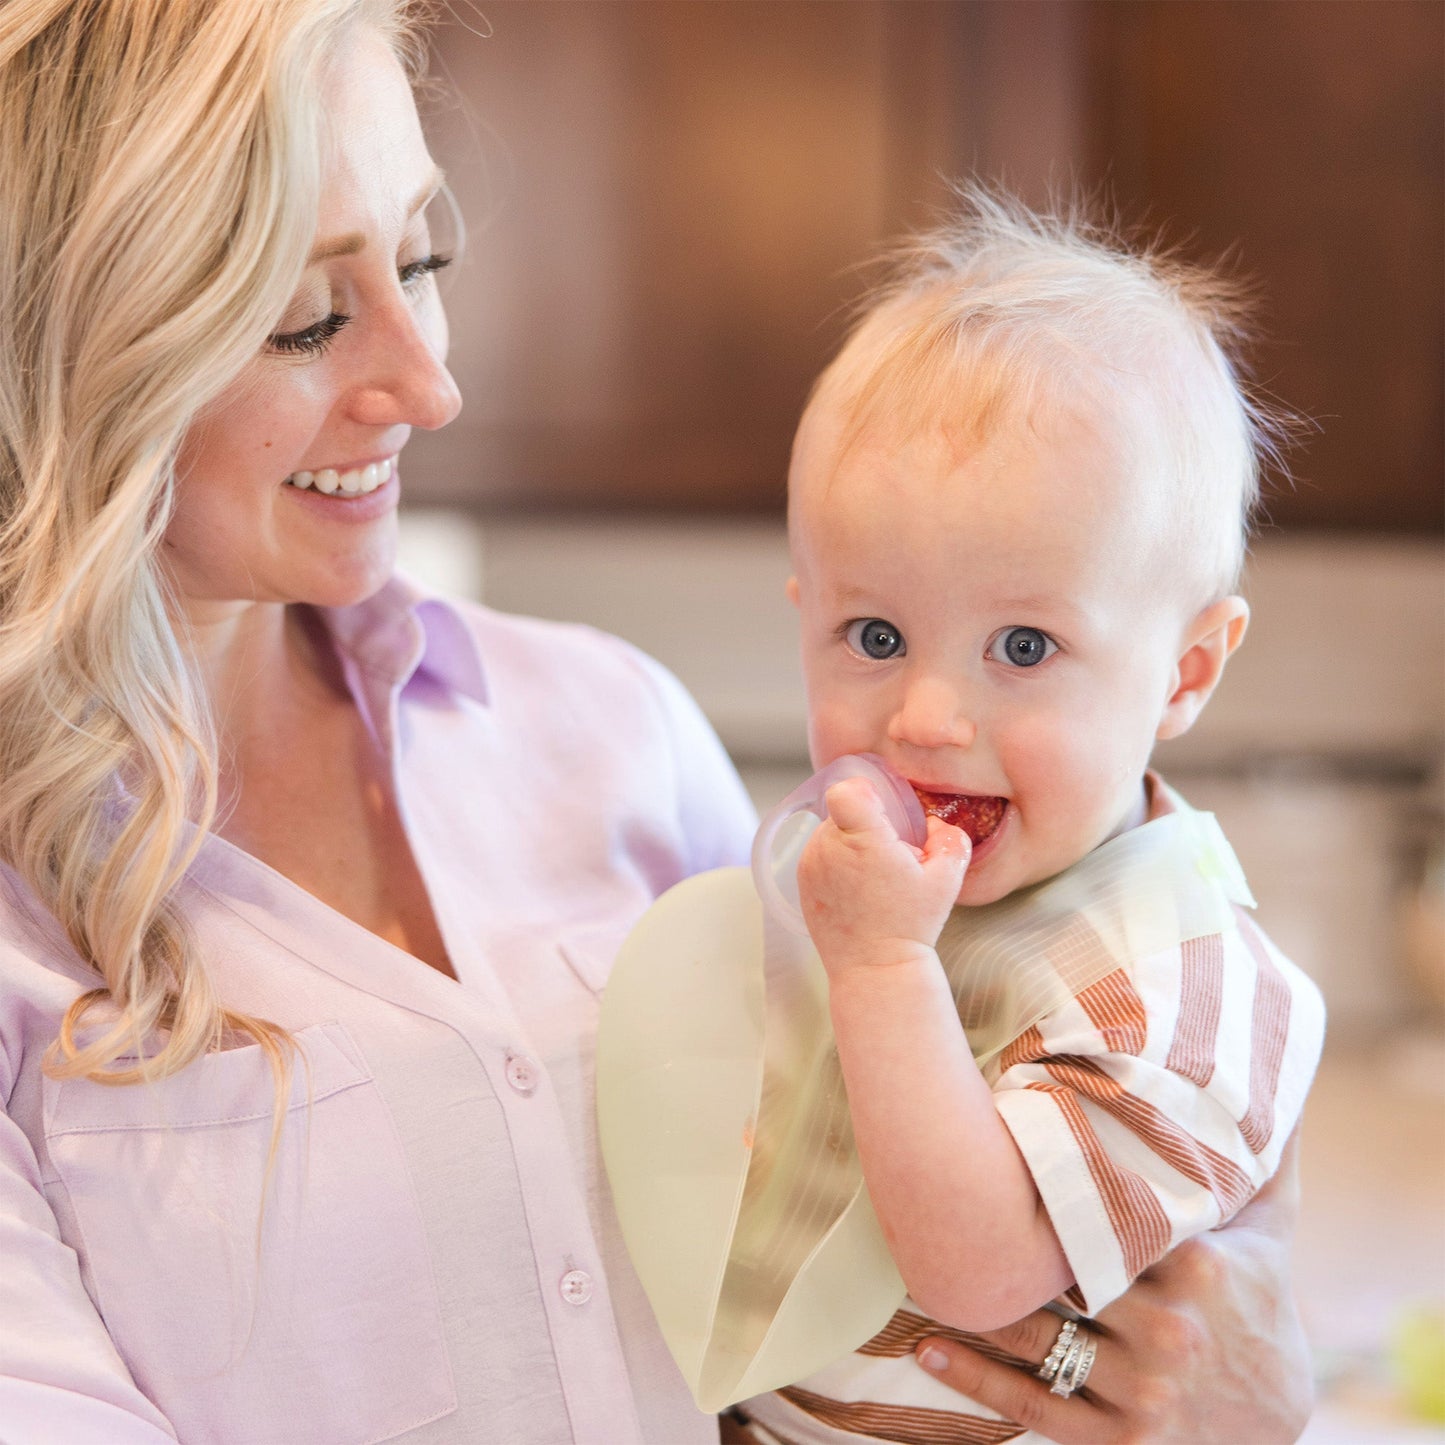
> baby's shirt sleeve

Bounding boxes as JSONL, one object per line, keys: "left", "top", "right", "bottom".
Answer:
{"left": 990, "top": 910, "right": 1325, "bottom": 1315}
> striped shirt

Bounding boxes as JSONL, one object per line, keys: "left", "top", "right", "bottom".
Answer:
{"left": 739, "top": 779, "right": 1325, "bottom": 1445}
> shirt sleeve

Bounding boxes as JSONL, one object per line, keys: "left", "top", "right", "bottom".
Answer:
{"left": 0, "top": 1086, "right": 178, "bottom": 1442}
{"left": 604, "top": 640, "right": 759, "bottom": 877}
{"left": 990, "top": 914, "right": 1325, "bottom": 1314}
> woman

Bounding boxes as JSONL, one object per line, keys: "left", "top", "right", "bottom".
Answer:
{"left": 0, "top": 1, "right": 1312, "bottom": 1440}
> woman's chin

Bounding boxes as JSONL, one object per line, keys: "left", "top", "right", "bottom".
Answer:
{"left": 294, "top": 534, "right": 399, "bottom": 611}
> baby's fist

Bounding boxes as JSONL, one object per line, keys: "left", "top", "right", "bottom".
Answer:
{"left": 797, "top": 778, "right": 970, "bottom": 973}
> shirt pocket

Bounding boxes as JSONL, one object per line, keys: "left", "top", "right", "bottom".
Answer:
{"left": 43, "top": 1021, "right": 456, "bottom": 1445}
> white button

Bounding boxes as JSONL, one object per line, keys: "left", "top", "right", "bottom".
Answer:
{"left": 505, "top": 1054, "right": 538, "bottom": 1095}
{"left": 559, "top": 1269, "right": 593, "bottom": 1306}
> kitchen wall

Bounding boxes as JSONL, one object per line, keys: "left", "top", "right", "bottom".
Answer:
{"left": 406, "top": 0, "right": 1443, "bottom": 534}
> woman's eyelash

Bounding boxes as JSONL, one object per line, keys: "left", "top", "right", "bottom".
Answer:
{"left": 269, "top": 310, "right": 352, "bottom": 356}
{"left": 267, "top": 254, "right": 453, "bottom": 357}
{"left": 400, "top": 252, "right": 452, "bottom": 285}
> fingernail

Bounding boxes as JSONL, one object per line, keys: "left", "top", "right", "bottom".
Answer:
{"left": 918, "top": 1345, "right": 949, "bottom": 1372}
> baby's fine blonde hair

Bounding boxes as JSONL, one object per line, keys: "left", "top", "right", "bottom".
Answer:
{"left": 803, "top": 186, "right": 1286, "bottom": 602}
{"left": 0, "top": 0, "right": 427, "bottom": 1090}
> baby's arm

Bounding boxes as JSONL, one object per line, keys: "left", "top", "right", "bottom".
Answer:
{"left": 798, "top": 777, "right": 1072, "bottom": 1332}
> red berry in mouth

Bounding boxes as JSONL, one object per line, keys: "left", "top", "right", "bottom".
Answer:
{"left": 912, "top": 788, "right": 1007, "bottom": 845}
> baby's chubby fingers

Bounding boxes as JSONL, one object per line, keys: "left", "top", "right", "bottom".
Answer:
{"left": 821, "top": 776, "right": 902, "bottom": 841}
{"left": 823, "top": 782, "right": 972, "bottom": 873}
{"left": 922, "top": 813, "right": 971, "bottom": 870}
{"left": 797, "top": 780, "right": 972, "bottom": 971}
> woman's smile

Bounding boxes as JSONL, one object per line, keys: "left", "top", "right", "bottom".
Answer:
{"left": 281, "top": 457, "right": 399, "bottom": 524}
{"left": 285, "top": 455, "right": 397, "bottom": 495}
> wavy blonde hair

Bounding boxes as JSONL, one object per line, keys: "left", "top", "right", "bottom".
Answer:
{"left": 0, "top": 0, "right": 428, "bottom": 1088}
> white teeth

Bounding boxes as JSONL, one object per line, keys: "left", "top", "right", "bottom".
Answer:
{"left": 287, "top": 458, "right": 393, "bottom": 495}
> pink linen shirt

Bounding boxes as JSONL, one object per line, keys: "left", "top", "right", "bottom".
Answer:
{"left": 0, "top": 576, "right": 757, "bottom": 1445}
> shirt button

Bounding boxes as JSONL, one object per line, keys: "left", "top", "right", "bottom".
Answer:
{"left": 504, "top": 1054, "right": 538, "bottom": 1096}
{"left": 559, "top": 1269, "right": 593, "bottom": 1306}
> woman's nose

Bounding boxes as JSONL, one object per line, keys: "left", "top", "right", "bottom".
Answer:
{"left": 346, "top": 302, "right": 462, "bottom": 432}
{"left": 887, "top": 675, "right": 978, "bottom": 751}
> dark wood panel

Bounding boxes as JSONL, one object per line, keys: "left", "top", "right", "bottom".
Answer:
{"left": 407, "top": 0, "right": 1083, "bottom": 511}
{"left": 1086, "top": 0, "right": 1444, "bottom": 534}
{"left": 406, "top": 0, "right": 1441, "bottom": 532}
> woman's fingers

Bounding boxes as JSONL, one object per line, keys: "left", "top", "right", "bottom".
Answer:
{"left": 914, "top": 1335, "right": 1123, "bottom": 1444}
{"left": 962, "top": 1308, "right": 1074, "bottom": 1370}
{"left": 961, "top": 1309, "right": 1123, "bottom": 1409}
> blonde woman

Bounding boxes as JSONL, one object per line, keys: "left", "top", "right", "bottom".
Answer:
{"left": 0, "top": 2, "right": 1313, "bottom": 1441}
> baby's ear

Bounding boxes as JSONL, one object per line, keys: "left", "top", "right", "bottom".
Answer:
{"left": 1155, "top": 596, "right": 1250, "bottom": 741}
{"left": 785, "top": 575, "right": 801, "bottom": 608}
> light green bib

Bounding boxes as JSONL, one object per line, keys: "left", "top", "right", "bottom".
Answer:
{"left": 596, "top": 797, "right": 1254, "bottom": 1412}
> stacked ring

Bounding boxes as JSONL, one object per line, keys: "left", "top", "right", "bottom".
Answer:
{"left": 1058, "top": 1336, "right": 1096, "bottom": 1396}
{"left": 1034, "top": 1319, "right": 1077, "bottom": 1384}
{"left": 1035, "top": 1318, "right": 1097, "bottom": 1399}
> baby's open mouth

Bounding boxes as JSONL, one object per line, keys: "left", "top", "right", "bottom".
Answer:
{"left": 912, "top": 788, "right": 1008, "bottom": 846}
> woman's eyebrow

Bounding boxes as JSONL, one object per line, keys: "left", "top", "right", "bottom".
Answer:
{"left": 306, "top": 166, "right": 445, "bottom": 264}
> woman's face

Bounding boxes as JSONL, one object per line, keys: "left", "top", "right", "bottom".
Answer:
{"left": 166, "top": 29, "right": 461, "bottom": 614}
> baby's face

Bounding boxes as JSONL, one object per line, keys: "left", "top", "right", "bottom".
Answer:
{"left": 788, "top": 400, "right": 1204, "bottom": 906}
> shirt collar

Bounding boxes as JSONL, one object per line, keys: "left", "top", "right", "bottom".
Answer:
{"left": 317, "top": 573, "right": 489, "bottom": 731}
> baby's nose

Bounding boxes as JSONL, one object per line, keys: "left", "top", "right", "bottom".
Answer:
{"left": 887, "top": 676, "right": 977, "bottom": 750}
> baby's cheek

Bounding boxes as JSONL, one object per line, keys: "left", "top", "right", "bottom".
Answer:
{"left": 1000, "top": 712, "right": 1106, "bottom": 827}
{"left": 806, "top": 699, "right": 869, "bottom": 765}
{"left": 998, "top": 710, "right": 1084, "bottom": 786}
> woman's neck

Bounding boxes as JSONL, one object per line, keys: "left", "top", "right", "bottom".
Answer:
{"left": 175, "top": 598, "right": 347, "bottom": 793}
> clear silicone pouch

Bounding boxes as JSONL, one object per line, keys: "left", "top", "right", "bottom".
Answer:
{"left": 749, "top": 753, "right": 928, "bottom": 936}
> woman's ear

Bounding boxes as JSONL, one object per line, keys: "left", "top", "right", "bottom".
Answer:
{"left": 785, "top": 575, "right": 801, "bottom": 608}
{"left": 1156, "top": 596, "right": 1250, "bottom": 741}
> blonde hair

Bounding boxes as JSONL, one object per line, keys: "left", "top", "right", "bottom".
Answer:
{"left": 0, "top": 0, "right": 428, "bottom": 1090}
{"left": 802, "top": 186, "right": 1286, "bottom": 601}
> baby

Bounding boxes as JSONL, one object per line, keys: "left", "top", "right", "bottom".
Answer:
{"left": 731, "top": 192, "right": 1326, "bottom": 1443}
{"left": 597, "top": 190, "right": 1325, "bottom": 1445}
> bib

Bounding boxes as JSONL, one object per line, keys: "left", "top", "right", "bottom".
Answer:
{"left": 596, "top": 793, "right": 1254, "bottom": 1411}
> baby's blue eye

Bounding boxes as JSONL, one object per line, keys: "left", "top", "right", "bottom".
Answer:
{"left": 845, "top": 618, "right": 906, "bottom": 660}
{"left": 991, "top": 626, "right": 1056, "bottom": 668}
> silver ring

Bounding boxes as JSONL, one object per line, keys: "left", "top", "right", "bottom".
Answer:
{"left": 1034, "top": 1319, "right": 1077, "bottom": 1382}
{"left": 1070, "top": 1337, "right": 1097, "bottom": 1393}
{"left": 1049, "top": 1329, "right": 1097, "bottom": 1398}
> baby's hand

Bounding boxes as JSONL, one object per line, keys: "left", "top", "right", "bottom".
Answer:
{"left": 796, "top": 776, "right": 970, "bottom": 975}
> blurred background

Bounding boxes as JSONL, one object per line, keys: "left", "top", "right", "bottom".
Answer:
{"left": 396, "top": 2, "right": 1445, "bottom": 1438}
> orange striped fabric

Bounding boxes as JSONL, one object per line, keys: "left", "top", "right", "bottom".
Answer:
{"left": 994, "top": 1024, "right": 1044, "bottom": 1077}
{"left": 1236, "top": 914, "right": 1293, "bottom": 1154}
{"left": 776, "top": 1385, "right": 1024, "bottom": 1444}
{"left": 1165, "top": 933, "right": 1225, "bottom": 1087}
{"left": 858, "top": 1309, "right": 1027, "bottom": 1369}
{"left": 1072, "top": 967, "right": 1147, "bottom": 1056}
{"left": 1026, "top": 1079, "right": 1172, "bottom": 1279}
{"left": 1043, "top": 1055, "right": 1255, "bottom": 1220}
{"left": 740, "top": 790, "right": 1324, "bottom": 1445}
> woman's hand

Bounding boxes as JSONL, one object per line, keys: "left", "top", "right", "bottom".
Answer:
{"left": 914, "top": 1130, "right": 1313, "bottom": 1443}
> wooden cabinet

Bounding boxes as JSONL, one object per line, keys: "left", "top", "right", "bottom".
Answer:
{"left": 407, "top": 1, "right": 1441, "bottom": 533}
